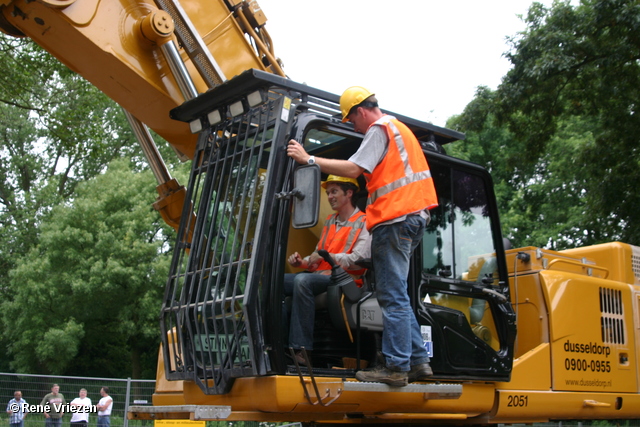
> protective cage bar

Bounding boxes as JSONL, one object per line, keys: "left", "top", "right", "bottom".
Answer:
{"left": 160, "top": 95, "right": 286, "bottom": 394}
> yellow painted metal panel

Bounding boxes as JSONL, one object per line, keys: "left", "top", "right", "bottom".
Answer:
{"left": 540, "top": 270, "right": 638, "bottom": 393}
{"left": 154, "top": 421, "right": 204, "bottom": 427}
{"left": 156, "top": 376, "right": 496, "bottom": 419}
{"left": 500, "top": 343, "right": 551, "bottom": 391}
{"left": 509, "top": 273, "right": 550, "bottom": 358}
{"left": 494, "top": 390, "right": 640, "bottom": 422}
{"left": 563, "top": 242, "right": 640, "bottom": 285}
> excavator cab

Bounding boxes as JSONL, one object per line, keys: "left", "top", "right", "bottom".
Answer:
{"left": 281, "top": 116, "right": 516, "bottom": 379}
{"left": 159, "top": 69, "right": 516, "bottom": 395}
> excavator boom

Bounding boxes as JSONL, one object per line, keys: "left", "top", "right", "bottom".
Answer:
{"left": 0, "top": 0, "right": 284, "bottom": 159}
{"left": 0, "top": 0, "right": 285, "bottom": 231}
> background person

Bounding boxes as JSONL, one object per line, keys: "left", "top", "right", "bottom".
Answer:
{"left": 69, "top": 389, "right": 91, "bottom": 427}
{"left": 96, "top": 387, "right": 112, "bottom": 427}
{"left": 6, "top": 391, "right": 28, "bottom": 427}
{"left": 41, "top": 384, "right": 65, "bottom": 427}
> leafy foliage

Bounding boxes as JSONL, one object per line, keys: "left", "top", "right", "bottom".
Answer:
{"left": 450, "top": 0, "right": 640, "bottom": 248}
{"left": 0, "top": 33, "right": 188, "bottom": 376}
{"left": 2, "top": 159, "right": 173, "bottom": 377}
{"left": 0, "top": 35, "right": 134, "bottom": 298}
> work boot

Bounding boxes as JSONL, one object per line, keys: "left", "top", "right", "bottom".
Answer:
{"left": 408, "top": 363, "right": 433, "bottom": 383}
{"left": 355, "top": 366, "right": 408, "bottom": 387}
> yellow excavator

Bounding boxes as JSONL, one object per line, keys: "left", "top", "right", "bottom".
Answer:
{"left": 2, "top": 1, "right": 639, "bottom": 425}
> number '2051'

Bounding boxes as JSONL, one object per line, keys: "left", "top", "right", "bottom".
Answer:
{"left": 507, "top": 395, "right": 528, "bottom": 407}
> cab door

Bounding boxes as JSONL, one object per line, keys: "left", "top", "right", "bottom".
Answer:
{"left": 415, "top": 153, "right": 516, "bottom": 381}
{"left": 160, "top": 95, "right": 293, "bottom": 394}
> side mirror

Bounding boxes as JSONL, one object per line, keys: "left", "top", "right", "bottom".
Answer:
{"left": 292, "top": 164, "right": 320, "bottom": 229}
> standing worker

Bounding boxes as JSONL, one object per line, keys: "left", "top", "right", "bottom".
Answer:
{"left": 287, "top": 86, "right": 437, "bottom": 387}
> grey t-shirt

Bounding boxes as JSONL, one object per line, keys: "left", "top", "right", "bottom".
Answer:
{"left": 348, "top": 125, "right": 387, "bottom": 174}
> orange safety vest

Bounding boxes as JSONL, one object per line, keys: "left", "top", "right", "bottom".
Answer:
{"left": 363, "top": 115, "right": 438, "bottom": 230}
{"left": 315, "top": 209, "right": 367, "bottom": 277}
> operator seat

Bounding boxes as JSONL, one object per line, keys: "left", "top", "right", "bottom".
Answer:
{"left": 326, "top": 258, "right": 379, "bottom": 333}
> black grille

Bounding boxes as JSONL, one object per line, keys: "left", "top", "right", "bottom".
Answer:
{"left": 599, "top": 287, "right": 625, "bottom": 345}
{"left": 160, "top": 96, "right": 285, "bottom": 394}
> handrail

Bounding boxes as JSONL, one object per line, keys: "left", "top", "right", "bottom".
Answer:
{"left": 547, "top": 258, "right": 609, "bottom": 279}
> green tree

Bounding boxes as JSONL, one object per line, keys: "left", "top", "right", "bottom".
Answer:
{"left": 0, "top": 34, "right": 180, "bottom": 285}
{"left": 494, "top": 0, "right": 640, "bottom": 245}
{"left": 448, "top": 88, "right": 600, "bottom": 249}
{"left": 0, "top": 33, "right": 135, "bottom": 371}
{"left": 450, "top": 0, "right": 640, "bottom": 249}
{"left": 2, "top": 159, "right": 173, "bottom": 377}
{"left": 0, "top": 34, "right": 136, "bottom": 289}
{"left": 0, "top": 33, "right": 186, "bottom": 372}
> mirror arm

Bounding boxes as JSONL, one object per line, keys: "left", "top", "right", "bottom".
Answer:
{"left": 275, "top": 189, "right": 305, "bottom": 200}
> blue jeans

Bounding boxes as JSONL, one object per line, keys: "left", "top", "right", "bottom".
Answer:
{"left": 97, "top": 416, "right": 111, "bottom": 427}
{"left": 10, "top": 421, "right": 24, "bottom": 427}
{"left": 283, "top": 272, "right": 331, "bottom": 350}
{"left": 45, "top": 417, "right": 62, "bottom": 427}
{"left": 372, "top": 215, "right": 429, "bottom": 371}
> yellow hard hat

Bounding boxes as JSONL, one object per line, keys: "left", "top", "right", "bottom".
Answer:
{"left": 321, "top": 175, "right": 359, "bottom": 191}
{"left": 340, "top": 86, "right": 375, "bottom": 122}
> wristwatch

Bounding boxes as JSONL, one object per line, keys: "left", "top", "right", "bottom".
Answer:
{"left": 307, "top": 155, "right": 316, "bottom": 164}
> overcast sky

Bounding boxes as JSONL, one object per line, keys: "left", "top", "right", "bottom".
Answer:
{"left": 257, "top": 0, "right": 551, "bottom": 127}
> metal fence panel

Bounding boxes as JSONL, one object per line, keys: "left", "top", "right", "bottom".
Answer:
{"left": 0, "top": 373, "right": 154, "bottom": 427}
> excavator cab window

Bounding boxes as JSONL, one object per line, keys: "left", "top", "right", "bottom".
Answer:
{"left": 278, "top": 122, "right": 376, "bottom": 370}
{"left": 416, "top": 155, "right": 513, "bottom": 377}
{"left": 423, "top": 162, "right": 500, "bottom": 284}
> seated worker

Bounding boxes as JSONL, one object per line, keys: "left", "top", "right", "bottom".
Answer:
{"left": 284, "top": 175, "right": 371, "bottom": 364}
